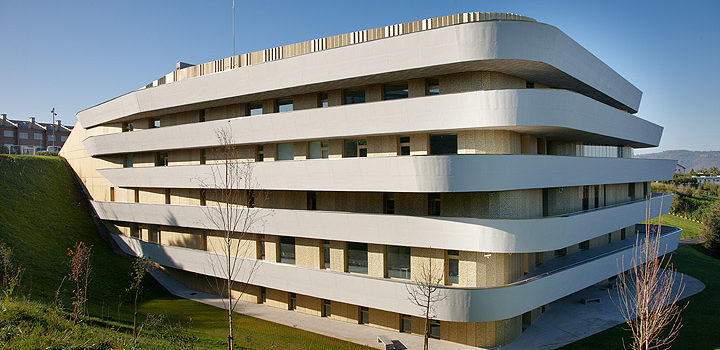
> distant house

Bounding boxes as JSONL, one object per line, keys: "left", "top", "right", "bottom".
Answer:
{"left": 694, "top": 175, "right": 720, "bottom": 184}
{"left": 1, "top": 114, "right": 72, "bottom": 155}
{"left": 676, "top": 163, "right": 686, "bottom": 174}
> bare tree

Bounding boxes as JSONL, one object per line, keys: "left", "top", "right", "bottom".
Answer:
{"left": 67, "top": 241, "right": 92, "bottom": 323}
{"left": 126, "top": 256, "right": 154, "bottom": 346}
{"left": 199, "top": 126, "right": 265, "bottom": 350}
{"left": 406, "top": 253, "right": 447, "bottom": 350}
{"left": 615, "top": 199, "right": 687, "bottom": 350}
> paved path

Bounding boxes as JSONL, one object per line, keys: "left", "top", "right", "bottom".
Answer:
{"left": 149, "top": 269, "right": 704, "bottom": 350}
{"left": 503, "top": 271, "right": 704, "bottom": 349}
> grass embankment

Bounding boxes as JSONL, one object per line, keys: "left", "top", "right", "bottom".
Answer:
{"left": 649, "top": 214, "right": 705, "bottom": 238}
{"left": 0, "top": 155, "right": 369, "bottom": 349}
{"left": 561, "top": 226, "right": 720, "bottom": 349}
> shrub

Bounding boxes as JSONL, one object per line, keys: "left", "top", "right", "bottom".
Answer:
{"left": 0, "top": 145, "right": 8, "bottom": 154}
{"left": 703, "top": 202, "right": 720, "bottom": 257}
{"left": 36, "top": 151, "right": 58, "bottom": 156}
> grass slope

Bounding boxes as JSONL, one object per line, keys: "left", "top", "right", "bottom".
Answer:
{"left": 0, "top": 155, "right": 369, "bottom": 349}
{"left": 649, "top": 214, "right": 705, "bottom": 238}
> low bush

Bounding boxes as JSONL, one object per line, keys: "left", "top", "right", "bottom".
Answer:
{"left": 703, "top": 202, "right": 720, "bottom": 257}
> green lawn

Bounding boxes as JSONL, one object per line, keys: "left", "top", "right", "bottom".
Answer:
{"left": 561, "top": 232, "right": 720, "bottom": 349}
{"left": 0, "top": 155, "right": 369, "bottom": 349}
{"left": 649, "top": 214, "right": 705, "bottom": 238}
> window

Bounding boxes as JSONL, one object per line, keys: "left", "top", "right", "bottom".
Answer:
{"left": 122, "top": 122, "right": 134, "bottom": 132}
{"left": 526, "top": 81, "right": 535, "bottom": 88}
{"left": 307, "top": 191, "right": 317, "bottom": 210}
{"left": 130, "top": 224, "right": 140, "bottom": 238}
{"left": 123, "top": 154, "right": 133, "bottom": 168}
{"left": 343, "top": 89, "right": 365, "bottom": 104}
{"left": 430, "top": 320, "right": 441, "bottom": 339}
{"left": 289, "top": 293, "right": 297, "bottom": 310}
{"left": 3, "top": 130, "right": 13, "bottom": 137}
{"left": 346, "top": 242, "right": 368, "bottom": 274}
{"left": 256, "top": 145, "right": 264, "bottom": 162}
{"left": 165, "top": 189, "right": 171, "bottom": 204}
{"left": 279, "top": 237, "right": 295, "bottom": 264}
{"left": 60, "top": 136, "right": 67, "bottom": 142}
{"left": 200, "top": 149, "right": 206, "bottom": 165}
{"left": 248, "top": 189, "right": 255, "bottom": 208}
{"left": 33, "top": 133, "right": 43, "bottom": 140}
{"left": 628, "top": 183, "right": 635, "bottom": 202}
{"left": 148, "top": 225, "right": 160, "bottom": 244}
{"left": 323, "top": 299, "right": 332, "bottom": 317}
{"left": 322, "top": 240, "right": 330, "bottom": 269}
{"left": 359, "top": 307, "right": 369, "bottom": 324}
{"left": 594, "top": 185, "right": 601, "bottom": 208}
{"left": 19, "top": 132, "right": 28, "bottom": 139}
{"left": 582, "top": 185, "right": 589, "bottom": 211}
{"left": 387, "top": 246, "right": 410, "bottom": 279}
{"left": 277, "top": 98, "right": 293, "bottom": 113}
{"left": 309, "top": 141, "right": 329, "bottom": 159}
{"left": 47, "top": 135, "right": 56, "bottom": 142}
{"left": 260, "top": 287, "right": 266, "bottom": 303}
{"left": 542, "top": 188, "right": 549, "bottom": 217}
{"left": 258, "top": 235, "right": 265, "bottom": 260}
{"left": 554, "top": 248, "right": 567, "bottom": 257}
{"left": 401, "top": 314, "right": 412, "bottom": 333}
{"left": 579, "top": 240, "right": 590, "bottom": 250}
{"left": 448, "top": 250, "right": 459, "bottom": 284}
{"left": 110, "top": 187, "right": 115, "bottom": 202}
{"left": 248, "top": 102, "right": 263, "bottom": 116}
{"left": 151, "top": 119, "right": 160, "bottom": 128}
{"left": 398, "top": 136, "right": 411, "bottom": 156}
{"left": 199, "top": 110, "right": 205, "bottom": 122}
{"left": 134, "top": 188, "right": 139, "bottom": 203}
{"left": 277, "top": 143, "right": 294, "bottom": 160}
{"left": 318, "top": 93, "right": 329, "bottom": 108}
{"left": 248, "top": 102, "right": 263, "bottom": 115}
{"left": 200, "top": 189, "right": 207, "bottom": 206}
{"left": 621, "top": 228, "right": 627, "bottom": 240}
{"left": 383, "top": 82, "right": 408, "bottom": 100}
{"left": 428, "top": 194, "right": 441, "bottom": 216}
{"left": 343, "top": 139, "right": 367, "bottom": 158}
{"left": 383, "top": 193, "right": 395, "bottom": 214}
{"left": 426, "top": 78, "right": 440, "bottom": 95}
{"left": 429, "top": 134, "right": 457, "bottom": 155}
{"left": 155, "top": 152, "right": 168, "bottom": 166}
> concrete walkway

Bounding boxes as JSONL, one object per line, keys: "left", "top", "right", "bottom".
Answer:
{"left": 149, "top": 269, "right": 704, "bottom": 350}
{"left": 503, "top": 271, "right": 704, "bottom": 349}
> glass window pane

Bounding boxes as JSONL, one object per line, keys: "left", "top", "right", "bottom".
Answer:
{"left": 429, "top": 134, "right": 457, "bottom": 155}
{"left": 387, "top": 246, "right": 410, "bottom": 279}
{"left": 321, "top": 150, "right": 329, "bottom": 159}
{"left": 400, "top": 146, "right": 410, "bottom": 156}
{"left": 449, "top": 258, "right": 459, "bottom": 284}
{"left": 344, "top": 89, "right": 365, "bottom": 104}
{"left": 249, "top": 102, "right": 263, "bottom": 116}
{"left": 278, "top": 143, "right": 294, "bottom": 160}
{"left": 309, "top": 141, "right": 322, "bottom": 159}
{"left": 347, "top": 242, "right": 368, "bottom": 274}
{"left": 280, "top": 237, "right": 295, "bottom": 264}
{"left": 427, "top": 79, "right": 440, "bottom": 95}
{"left": 359, "top": 148, "right": 367, "bottom": 157}
{"left": 344, "top": 139, "right": 357, "bottom": 157}
{"left": 383, "top": 83, "right": 408, "bottom": 100}
{"left": 401, "top": 315, "right": 412, "bottom": 333}
{"left": 277, "top": 99, "right": 294, "bottom": 112}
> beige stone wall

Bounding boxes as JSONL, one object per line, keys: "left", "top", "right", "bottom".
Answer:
{"left": 368, "top": 244, "right": 386, "bottom": 278}
{"left": 207, "top": 232, "right": 257, "bottom": 259}
{"left": 458, "top": 130, "right": 522, "bottom": 155}
{"left": 161, "top": 228, "right": 204, "bottom": 249}
{"left": 296, "top": 238, "right": 321, "bottom": 268}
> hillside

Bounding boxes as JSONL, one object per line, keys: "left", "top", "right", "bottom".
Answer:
{"left": 636, "top": 150, "right": 720, "bottom": 171}
{"left": 0, "top": 155, "right": 368, "bottom": 349}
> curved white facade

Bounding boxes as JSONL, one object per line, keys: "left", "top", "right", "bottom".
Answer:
{"left": 61, "top": 12, "right": 677, "bottom": 348}
{"left": 93, "top": 193, "right": 672, "bottom": 253}
{"left": 111, "top": 226, "right": 681, "bottom": 323}
{"left": 83, "top": 89, "right": 662, "bottom": 157}
{"left": 97, "top": 155, "right": 675, "bottom": 192}
{"left": 77, "top": 19, "right": 641, "bottom": 129}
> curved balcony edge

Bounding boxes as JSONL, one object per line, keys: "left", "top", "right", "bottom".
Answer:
{"left": 93, "top": 193, "right": 672, "bottom": 253}
{"left": 82, "top": 89, "right": 661, "bottom": 157}
{"left": 78, "top": 20, "right": 640, "bottom": 128}
{"left": 109, "top": 225, "right": 681, "bottom": 322}
{"left": 96, "top": 155, "right": 677, "bottom": 193}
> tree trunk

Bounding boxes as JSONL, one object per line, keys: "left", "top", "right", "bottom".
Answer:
{"left": 227, "top": 240, "right": 234, "bottom": 350}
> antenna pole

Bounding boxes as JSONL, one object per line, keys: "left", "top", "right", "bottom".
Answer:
{"left": 51, "top": 108, "right": 56, "bottom": 151}
{"left": 232, "top": 0, "right": 235, "bottom": 57}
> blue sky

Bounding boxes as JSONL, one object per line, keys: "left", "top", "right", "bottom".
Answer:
{"left": 1, "top": 0, "right": 718, "bottom": 152}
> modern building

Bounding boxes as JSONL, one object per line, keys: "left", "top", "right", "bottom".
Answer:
{"left": 1, "top": 114, "right": 72, "bottom": 154}
{"left": 60, "top": 12, "right": 680, "bottom": 348}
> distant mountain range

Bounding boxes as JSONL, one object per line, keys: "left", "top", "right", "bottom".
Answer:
{"left": 636, "top": 150, "right": 720, "bottom": 171}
